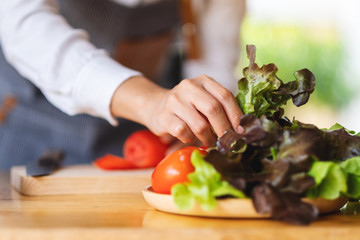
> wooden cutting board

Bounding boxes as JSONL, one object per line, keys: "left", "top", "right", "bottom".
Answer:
{"left": 10, "top": 165, "right": 153, "bottom": 196}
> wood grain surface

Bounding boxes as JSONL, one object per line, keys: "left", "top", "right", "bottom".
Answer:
{"left": 1, "top": 171, "right": 360, "bottom": 240}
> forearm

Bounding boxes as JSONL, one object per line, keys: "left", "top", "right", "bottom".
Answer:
{"left": 110, "top": 76, "right": 167, "bottom": 126}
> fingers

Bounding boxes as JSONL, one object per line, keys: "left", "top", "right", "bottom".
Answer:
{"left": 170, "top": 95, "right": 217, "bottom": 147}
{"left": 161, "top": 114, "right": 195, "bottom": 144}
{"left": 147, "top": 74, "right": 243, "bottom": 148}
{"left": 159, "top": 134, "right": 176, "bottom": 145}
{"left": 187, "top": 86, "right": 231, "bottom": 138}
{"left": 180, "top": 75, "right": 243, "bottom": 138}
{"left": 200, "top": 75, "right": 244, "bottom": 134}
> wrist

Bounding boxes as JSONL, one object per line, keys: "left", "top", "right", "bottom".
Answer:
{"left": 110, "top": 76, "right": 167, "bottom": 126}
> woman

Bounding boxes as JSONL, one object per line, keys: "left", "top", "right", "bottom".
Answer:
{"left": 0, "top": 0, "right": 245, "bottom": 169}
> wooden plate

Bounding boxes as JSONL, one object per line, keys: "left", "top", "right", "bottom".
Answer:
{"left": 142, "top": 186, "right": 348, "bottom": 218}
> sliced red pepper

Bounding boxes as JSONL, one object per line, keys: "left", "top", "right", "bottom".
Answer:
{"left": 94, "top": 154, "right": 137, "bottom": 170}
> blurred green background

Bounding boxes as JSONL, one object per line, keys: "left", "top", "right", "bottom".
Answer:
{"left": 236, "top": 16, "right": 357, "bottom": 128}
{"left": 237, "top": 17, "right": 354, "bottom": 108}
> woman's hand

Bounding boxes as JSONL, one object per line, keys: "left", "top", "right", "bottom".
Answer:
{"left": 111, "top": 75, "right": 243, "bottom": 147}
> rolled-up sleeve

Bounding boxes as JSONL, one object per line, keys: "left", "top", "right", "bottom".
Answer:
{"left": 0, "top": 0, "right": 141, "bottom": 125}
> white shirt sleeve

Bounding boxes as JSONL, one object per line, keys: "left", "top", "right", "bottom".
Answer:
{"left": 183, "top": 0, "right": 246, "bottom": 94}
{"left": 0, "top": 0, "right": 142, "bottom": 126}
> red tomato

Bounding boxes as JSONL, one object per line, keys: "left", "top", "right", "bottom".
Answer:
{"left": 94, "top": 154, "right": 138, "bottom": 170}
{"left": 124, "top": 130, "right": 168, "bottom": 168}
{"left": 151, "top": 146, "right": 207, "bottom": 194}
{"left": 94, "top": 130, "right": 168, "bottom": 170}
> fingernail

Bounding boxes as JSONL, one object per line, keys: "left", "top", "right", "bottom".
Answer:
{"left": 236, "top": 125, "right": 244, "bottom": 134}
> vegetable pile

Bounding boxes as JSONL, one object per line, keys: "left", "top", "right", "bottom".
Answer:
{"left": 169, "top": 45, "right": 360, "bottom": 225}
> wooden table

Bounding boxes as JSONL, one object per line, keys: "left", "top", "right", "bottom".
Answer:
{"left": 0, "top": 171, "right": 360, "bottom": 240}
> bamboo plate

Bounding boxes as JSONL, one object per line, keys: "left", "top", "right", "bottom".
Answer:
{"left": 142, "top": 186, "right": 348, "bottom": 218}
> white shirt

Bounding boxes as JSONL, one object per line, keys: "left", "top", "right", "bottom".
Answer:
{"left": 0, "top": 0, "right": 244, "bottom": 125}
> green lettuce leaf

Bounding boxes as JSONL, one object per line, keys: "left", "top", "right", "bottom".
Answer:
{"left": 236, "top": 45, "right": 315, "bottom": 118}
{"left": 305, "top": 156, "right": 360, "bottom": 200}
{"left": 171, "top": 150, "right": 246, "bottom": 211}
{"left": 306, "top": 161, "right": 347, "bottom": 199}
{"left": 307, "top": 160, "right": 332, "bottom": 185}
{"left": 340, "top": 156, "right": 360, "bottom": 198}
{"left": 340, "top": 156, "right": 360, "bottom": 175}
{"left": 345, "top": 174, "right": 360, "bottom": 199}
